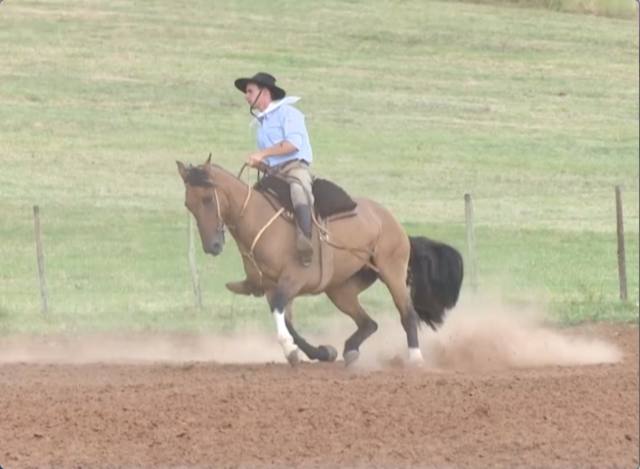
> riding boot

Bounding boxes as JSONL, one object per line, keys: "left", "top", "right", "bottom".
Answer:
{"left": 225, "top": 279, "right": 263, "bottom": 297}
{"left": 293, "top": 204, "right": 313, "bottom": 267}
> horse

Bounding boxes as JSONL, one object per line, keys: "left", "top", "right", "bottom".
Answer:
{"left": 177, "top": 155, "right": 463, "bottom": 367}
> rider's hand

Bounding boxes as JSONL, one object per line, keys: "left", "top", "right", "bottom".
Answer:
{"left": 247, "top": 151, "right": 266, "bottom": 168}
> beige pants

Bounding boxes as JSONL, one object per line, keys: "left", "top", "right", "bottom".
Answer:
{"left": 276, "top": 161, "right": 314, "bottom": 208}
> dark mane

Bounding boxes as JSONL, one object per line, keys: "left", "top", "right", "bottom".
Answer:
{"left": 186, "top": 166, "right": 214, "bottom": 187}
{"left": 185, "top": 163, "right": 243, "bottom": 187}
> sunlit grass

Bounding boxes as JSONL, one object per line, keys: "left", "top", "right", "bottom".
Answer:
{"left": 459, "top": 0, "right": 637, "bottom": 18}
{"left": 0, "top": 0, "right": 637, "bottom": 334}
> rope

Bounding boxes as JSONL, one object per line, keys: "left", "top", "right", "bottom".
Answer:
{"left": 240, "top": 207, "right": 285, "bottom": 287}
{"left": 311, "top": 212, "right": 379, "bottom": 273}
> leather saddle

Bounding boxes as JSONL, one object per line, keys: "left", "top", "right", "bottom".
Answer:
{"left": 254, "top": 175, "right": 357, "bottom": 219}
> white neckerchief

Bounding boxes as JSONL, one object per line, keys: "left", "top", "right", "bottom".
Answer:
{"left": 250, "top": 96, "right": 300, "bottom": 127}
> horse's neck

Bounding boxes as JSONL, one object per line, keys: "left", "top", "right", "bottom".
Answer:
{"left": 213, "top": 168, "right": 249, "bottom": 222}
{"left": 215, "top": 168, "right": 279, "bottom": 248}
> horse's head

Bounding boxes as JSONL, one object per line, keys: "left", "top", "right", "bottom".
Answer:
{"left": 177, "top": 156, "right": 226, "bottom": 256}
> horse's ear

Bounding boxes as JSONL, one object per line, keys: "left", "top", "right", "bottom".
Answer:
{"left": 176, "top": 161, "right": 188, "bottom": 182}
{"left": 205, "top": 153, "right": 212, "bottom": 165}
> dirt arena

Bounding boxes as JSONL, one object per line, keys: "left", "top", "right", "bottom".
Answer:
{"left": 1, "top": 317, "right": 638, "bottom": 468}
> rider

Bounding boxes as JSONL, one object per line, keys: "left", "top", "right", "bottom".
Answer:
{"left": 225, "top": 72, "right": 315, "bottom": 296}
{"left": 235, "top": 72, "right": 315, "bottom": 266}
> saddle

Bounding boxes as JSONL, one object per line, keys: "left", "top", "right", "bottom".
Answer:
{"left": 254, "top": 175, "right": 357, "bottom": 219}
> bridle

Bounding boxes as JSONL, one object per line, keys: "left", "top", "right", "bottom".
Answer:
{"left": 210, "top": 166, "right": 253, "bottom": 238}
{"left": 212, "top": 187, "right": 226, "bottom": 242}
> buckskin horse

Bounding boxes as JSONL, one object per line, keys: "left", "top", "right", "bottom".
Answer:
{"left": 177, "top": 156, "right": 463, "bottom": 367}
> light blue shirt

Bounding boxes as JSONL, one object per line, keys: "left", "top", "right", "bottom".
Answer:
{"left": 255, "top": 99, "right": 313, "bottom": 168}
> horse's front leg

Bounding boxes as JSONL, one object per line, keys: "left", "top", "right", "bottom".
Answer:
{"left": 284, "top": 301, "right": 338, "bottom": 363}
{"left": 265, "top": 280, "right": 302, "bottom": 366}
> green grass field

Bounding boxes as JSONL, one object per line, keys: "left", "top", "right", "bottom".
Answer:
{"left": 1, "top": 0, "right": 638, "bottom": 334}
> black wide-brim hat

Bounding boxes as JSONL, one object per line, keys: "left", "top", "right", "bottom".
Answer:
{"left": 234, "top": 72, "right": 286, "bottom": 100}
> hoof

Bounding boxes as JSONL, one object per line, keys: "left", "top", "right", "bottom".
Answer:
{"left": 286, "top": 349, "right": 300, "bottom": 367}
{"left": 343, "top": 350, "right": 360, "bottom": 367}
{"left": 318, "top": 345, "right": 338, "bottom": 362}
{"left": 407, "top": 348, "right": 424, "bottom": 368}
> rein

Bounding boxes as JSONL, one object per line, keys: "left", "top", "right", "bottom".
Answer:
{"left": 223, "top": 163, "right": 280, "bottom": 287}
{"left": 212, "top": 188, "right": 226, "bottom": 239}
{"left": 217, "top": 166, "right": 253, "bottom": 231}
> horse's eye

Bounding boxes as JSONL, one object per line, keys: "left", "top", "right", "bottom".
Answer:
{"left": 202, "top": 195, "right": 213, "bottom": 205}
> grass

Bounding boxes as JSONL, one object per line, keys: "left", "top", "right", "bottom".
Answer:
{"left": 459, "top": 0, "right": 637, "bottom": 18}
{"left": 0, "top": 0, "right": 638, "bottom": 335}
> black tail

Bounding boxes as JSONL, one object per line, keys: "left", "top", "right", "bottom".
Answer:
{"left": 407, "top": 236, "right": 464, "bottom": 330}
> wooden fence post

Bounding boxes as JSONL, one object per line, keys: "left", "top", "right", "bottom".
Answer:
{"left": 615, "top": 186, "right": 628, "bottom": 301}
{"left": 464, "top": 193, "right": 478, "bottom": 292}
{"left": 188, "top": 212, "right": 203, "bottom": 309}
{"left": 33, "top": 205, "right": 49, "bottom": 315}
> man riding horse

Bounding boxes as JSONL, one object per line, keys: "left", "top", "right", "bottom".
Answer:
{"left": 226, "top": 73, "right": 315, "bottom": 296}
{"left": 177, "top": 73, "right": 463, "bottom": 366}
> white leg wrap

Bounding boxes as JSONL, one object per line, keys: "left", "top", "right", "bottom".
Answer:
{"left": 408, "top": 347, "right": 424, "bottom": 365}
{"left": 273, "top": 309, "right": 298, "bottom": 357}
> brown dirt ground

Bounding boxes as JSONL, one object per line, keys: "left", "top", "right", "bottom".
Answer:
{"left": 0, "top": 323, "right": 638, "bottom": 469}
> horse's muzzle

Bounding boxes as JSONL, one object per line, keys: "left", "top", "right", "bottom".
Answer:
{"left": 204, "top": 241, "right": 224, "bottom": 256}
{"left": 203, "top": 229, "right": 225, "bottom": 256}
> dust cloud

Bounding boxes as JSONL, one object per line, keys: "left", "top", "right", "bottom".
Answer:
{"left": 0, "top": 296, "right": 622, "bottom": 369}
{"left": 344, "top": 295, "right": 623, "bottom": 371}
{"left": 420, "top": 301, "right": 623, "bottom": 371}
{"left": 0, "top": 328, "right": 284, "bottom": 365}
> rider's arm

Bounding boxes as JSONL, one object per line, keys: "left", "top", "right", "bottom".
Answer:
{"left": 259, "top": 140, "right": 298, "bottom": 158}
{"left": 247, "top": 140, "right": 297, "bottom": 167}
{"left": 248, "top": 106, "right": 304, "bottom": 166}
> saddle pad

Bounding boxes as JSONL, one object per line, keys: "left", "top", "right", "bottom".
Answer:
{"left": 254, "top": 176, "right": 357, "bottom": 218}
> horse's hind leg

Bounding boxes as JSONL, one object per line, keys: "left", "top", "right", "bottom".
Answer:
{"left": 375, "top": 245, "right": 424, "bottom": 365}
{"left": 325, "top": 273, "right": 378, "bottom": 366}
{"left": 284, "top": 301, "right": 337, "bottom": 362}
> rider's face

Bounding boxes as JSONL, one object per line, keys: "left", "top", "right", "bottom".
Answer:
{"left": 244, "top": 83, "right": 270, "bottom": 111}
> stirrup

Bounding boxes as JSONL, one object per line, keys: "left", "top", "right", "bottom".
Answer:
{"left": 296, "top": 235, "right": 313, "bottom": 267}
